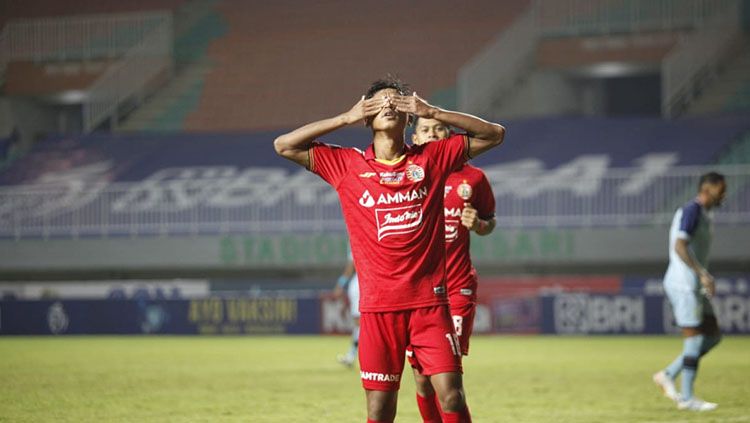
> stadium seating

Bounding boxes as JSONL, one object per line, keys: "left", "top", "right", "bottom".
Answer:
{"left": 184, "top": 0, "right": 530, "bottom": 131}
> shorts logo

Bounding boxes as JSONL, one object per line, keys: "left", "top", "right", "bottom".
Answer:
{"left": 359, "top": 190, "right": 375, "bottom": 208}
{"left": 379, "top": 171, "right": 405, "bottom": 185}
{"left": 406, "top": 164, "right": 425, "bottom": 182}
{"left": 375, "top": 204, "right": 423, "bottom": 240}
{"left": 445, "top": 219, "right": 459, "bottom": 242}
{"left": 361, "top": 371, "right": 401, "bottom": 382}
{"left": 457, "top": 181, "right": 472, "bottom": 200}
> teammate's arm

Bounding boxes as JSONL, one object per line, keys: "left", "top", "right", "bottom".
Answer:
{"left": 333, "top": 260, "right": 356, "bottom": 299}
{"left": 274, "top": 96, "right": 387, "bottom": 168}
{"left": 392, "top": 93, "right": 505, "bottom": 158}
{"left": 461, "top": 203, "right": 496, "bottom": 236}
{"left": 675, "top": 239, "right": 715, "bottom": 297}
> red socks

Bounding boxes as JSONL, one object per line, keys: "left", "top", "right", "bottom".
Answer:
{"left": 366, "top": 419, "right": 392, "bottom": 423}
{"left": 442, "top": 405, "right": 472, "bottom": 423}
{"left": 416, "top": 393, "right": 442, "bottom": 422}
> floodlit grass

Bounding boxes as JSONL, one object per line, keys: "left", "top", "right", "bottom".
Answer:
{"left": 0, "top": 336, "right": 748, "bottom": 422}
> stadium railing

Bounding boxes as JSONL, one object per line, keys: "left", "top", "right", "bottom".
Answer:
{"left": 457, "top": 0, "right": 740, "bottom": 118}
{"left": 0, "top": 12, "right": 174, "bottom": 132}
{"left": 662, "top": 1, "right": 743, "bottom": 117}
{"left": 0, "top": 11, "right": 168, "bottom": 63}
{"left": 457, "top": 4, "right": 538, "bottom": 118}
{"left": 0, "top": 165, "right": 748, "bottom": 239}
{"left": 82, "top": 20, "right": 173, "bottom": 132}
{"left": 536, "top": 0, "right": 738, "bottom": 37}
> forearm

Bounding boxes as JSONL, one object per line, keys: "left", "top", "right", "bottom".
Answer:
{"left": 474, "top": 218, "right": 496, "bottom": 236}
{"left": 342, "top": 262, "right": 356, "bottom": 279}
{"left": 431, "top": 108, "right": 504, "bottom": 141}
{"left": 675, "top": 241, "right": 706, "bottom": 275}
{"left": 274, "top": 113, "right": 351, "bottom": 155}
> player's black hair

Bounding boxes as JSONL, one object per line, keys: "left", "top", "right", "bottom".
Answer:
{"left": 364, "top": 75, "right": 411, "bottom": 100}
{"left": 363, "top": 75, "right": 414, "bottom": 127}
{"left": 698, "top": 171, "right": 725, "bottom": 190}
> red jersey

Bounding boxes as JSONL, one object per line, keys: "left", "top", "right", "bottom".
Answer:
{"left": 443, "top": 164, "right": 495, "bottom": 304}
{"left": 310, "top": 134, "right": 468, "bottom": 312}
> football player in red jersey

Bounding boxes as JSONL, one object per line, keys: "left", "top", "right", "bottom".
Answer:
{"left": 408, "top": 117, "right": 496, "bottom": 422}
{"left": 274, "top": 76, "right": 504, "bottom": 423}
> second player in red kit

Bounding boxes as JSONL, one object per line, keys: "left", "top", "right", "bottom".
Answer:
{"left": 274, "top": 76, "right": 505, "bottom": 423}
{"left": 408, "top": 118, "right": 497, "bottom": 422}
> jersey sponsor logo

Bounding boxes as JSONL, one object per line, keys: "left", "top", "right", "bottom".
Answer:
{"left": 376, "top": 187, "right": 429, "bottom": 206}
{"left": 445, "top": 219, "right": 459, "bottom": 242}
{"left": 359, "top": 172, "right": 377, "bottom": 178}
{"left": 360, "top": 371, "right": 401, "bottom": 382}
{"left": 445, "top": 207, "right": 462, "bottom": 218}
{"left": 359, "top": 190, "right": 375, "bottom": 207}
{"left": 457, "top": 181, "right": 472, "bottom": 200}
{"left": 379, "top": 171, "right": 405, "bottom": 185}
{"left": 375, "top": 204, "right": 423, "bottom": 240}
{"left": 405, "top": 164, "right": 425, "bottom": 182}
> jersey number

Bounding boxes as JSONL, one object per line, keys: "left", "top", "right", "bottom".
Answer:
{"left": 452, "top": 315, "right": 463, "bottom": 336}
{"left": 445, "top": 333, "right": 461, "bottom": 356}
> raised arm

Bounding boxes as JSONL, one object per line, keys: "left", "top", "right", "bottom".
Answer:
{"left": 392, "top": 93, "right": 505, "bottom": 158}
{"left": 274, "top": 96, "right": 386, "bottom": 168}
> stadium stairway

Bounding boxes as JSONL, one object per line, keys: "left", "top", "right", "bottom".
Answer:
{"left": 118, "top": 0, "right": 227, "bottom": 132}
{"left": 688, "top": 39, "right": 750, "bottom": 115}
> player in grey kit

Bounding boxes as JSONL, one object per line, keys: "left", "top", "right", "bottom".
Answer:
{"left": 653, "top": 172, "right": 726, "bottom": 411}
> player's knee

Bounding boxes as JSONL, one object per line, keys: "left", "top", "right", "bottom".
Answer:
{"left": 438, "top": 388, "right": 466, "bottom": 413}
{"left": 367, "top": 393, "right": 397, "bottom": 421}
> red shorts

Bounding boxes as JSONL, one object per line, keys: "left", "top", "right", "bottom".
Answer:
{"left": 359, "top": 305, "right": 462, "bottom": 391}
{"left": 449, "top": 300, "right": 476, "bottom": 356}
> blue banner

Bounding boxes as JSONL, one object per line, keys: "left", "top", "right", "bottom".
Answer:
{"left": 0, "top": 297, "right": 321, "bottom": 335}
{"left": 540, "top": 293, "right": 750, "bottom": 335}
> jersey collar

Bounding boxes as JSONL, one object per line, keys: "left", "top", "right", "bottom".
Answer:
{"left": 364, "top": 143, "right": 415, "bottom": 162}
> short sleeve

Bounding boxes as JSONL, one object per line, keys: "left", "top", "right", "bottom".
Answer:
{"left": 310, "top": 142, "right": 349, "bottom": 187}
{"left": 424, "top": 134, "right": 468, "bottom": 174}
{"left": 474, "top": 171, "right": 496, "bottom": 220}
{"left": 678, "top": 202, "right": 701, "bottom": 240}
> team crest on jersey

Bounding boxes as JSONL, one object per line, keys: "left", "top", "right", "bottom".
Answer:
{"left": 457, "top": 181, "right": 472, "bottom": 200}
{"left": 359, "top": 190, "right": 375, "bottom": 207}
{"left": 379, "top": 171, "right": 404, "bottom": 185}
{"left": 405, "top": 164, "right": 425, "bottom": 182}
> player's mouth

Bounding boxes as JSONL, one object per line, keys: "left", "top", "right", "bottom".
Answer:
{"left": 382, "top": 110, "right": 397, "bottom": 120}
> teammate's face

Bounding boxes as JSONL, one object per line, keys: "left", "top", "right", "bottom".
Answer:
{"left": 702, "top": 181, "right": 727, "bottom": 208}
{"left": 369, "top": 88, "right": 407, "bottom": 131}
{"left": 411, "top": 118, "right": 450, "bottom": 145}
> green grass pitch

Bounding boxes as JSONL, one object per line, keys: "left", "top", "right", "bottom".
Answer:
{"left": 1, "top": 336, "right": 748, "bottom": 422}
